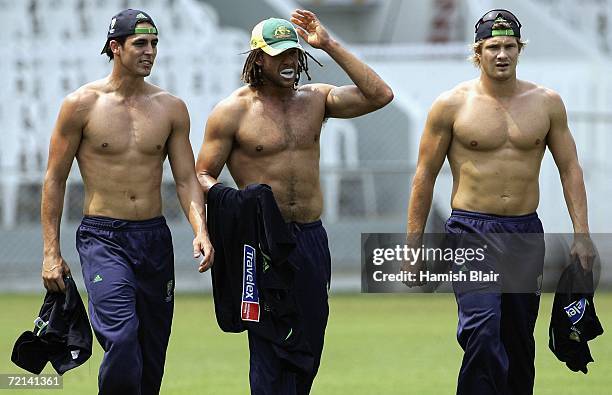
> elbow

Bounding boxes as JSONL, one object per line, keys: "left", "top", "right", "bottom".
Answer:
{"left": 195, "top": 169, "right": 206, "bottom": 184}
{"left": 195, "top": 161, "right": 217, "bottom": 182}
{"left": 373, "top": 86, "right": 394, "bottom": 109}
{"left": 383, "top": 86, "right": 395, "bottom": 106}
{"left": 412, "top": 167, "right": 437, "bottom": 189}
{"left": 174, "top": 179, "right": 189, "bottom": 195}
{"left": 559, "top": 161, "right": 584, "bottom": 182}
{"left": 196, "top": 169, "right": 215, "bottom": 185}
{"left": 195, "top": 160, "right": 205, "bottom": 179}
{"left": 195, "top": 169, "right": 219, "bottom": 196}
{"left": 42, "top": 172, "right": 67, "bottom": 189}
{"left": 413, "top": 165, "right": 433, "bottom": 182}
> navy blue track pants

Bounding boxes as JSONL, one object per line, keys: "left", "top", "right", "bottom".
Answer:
{"left": 77, "top": 216, "right": 175, "bottom": 395}
{"left": 446, "top": 210, "right": 544, "bottom": 395}
{"left": 249, "top": 220, "right": 332, "bottom": 395}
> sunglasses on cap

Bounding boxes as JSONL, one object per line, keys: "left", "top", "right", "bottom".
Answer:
{"left": 474, "top": 9, "right": 522, "bottom": 32}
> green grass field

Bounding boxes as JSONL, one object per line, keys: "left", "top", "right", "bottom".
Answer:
{"left": 2, "top": 293, "right": 610, "bottom": 394}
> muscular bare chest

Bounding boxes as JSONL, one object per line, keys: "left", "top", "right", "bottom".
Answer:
{"left": 235, "top": 96, "right": 325, "bottom": 156}
{"left": 453, "top": 95, "right": 550, "bottom": 151}
{"left": 83, "top": 96, "right": 171, "bottom": 156}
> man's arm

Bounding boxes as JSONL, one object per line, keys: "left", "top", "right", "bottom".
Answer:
{"left": 290, "top": 9, "right": 394, "bottom": 118}
{"left": 167, "top": 98, "right": 214, "bottom": 272}
{"left": 546, "top": 90, "right": 594, "bottom": 270}
{"left": 195, "top": 99, "right": 240, "bottom": 198}
{"left": 407, "top": 94, "right": 454, "bottom": 236}
{"left": 41, "top": 93, "right": 85, "bottom": 292}
{"left": 401, "top": 94, "right": 454, "bottom": 286}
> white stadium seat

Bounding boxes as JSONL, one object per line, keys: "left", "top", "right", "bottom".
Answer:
{"left": 0, "top": 0, "right": 248, "bottom": 227}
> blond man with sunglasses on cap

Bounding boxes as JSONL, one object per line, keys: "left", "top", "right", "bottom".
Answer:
{"left": 404, "top": 9, "right": 593, "bottom": 395}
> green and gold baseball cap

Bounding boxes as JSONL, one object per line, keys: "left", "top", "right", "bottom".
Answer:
{"left": 250, "top": 18, "right": 304, "bottom": 56}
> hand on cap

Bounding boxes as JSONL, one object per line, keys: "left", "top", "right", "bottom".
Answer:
{"left": 290, "top": 9, "right": 332, "bottom": 50}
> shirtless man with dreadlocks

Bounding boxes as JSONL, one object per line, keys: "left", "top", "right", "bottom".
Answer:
{"left": 196, "top": 9, "right": 393, "bottom": 395}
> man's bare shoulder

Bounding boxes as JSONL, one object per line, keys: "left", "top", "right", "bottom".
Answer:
{"left": 448, "top": 80, "right": 476, "bottom": 99}
{"left": 211, "top": 85, "right": 253, "bottom": 117}
{"left": 204, "top": 86, "right": 253, "bottom": 136}
{"left": 536, "top": 84, "right": 563, "bottom": 105}
{"left": 518, "top": 80, "right": 565, "bottom": 111}
{"left": 141, "top": 82, "right": 185, "bottom": 109}
{"left": 231, "top": 85, "right": 259, "bottom": 102}
{"left": 430, "top": 80, "right": 473, "bottom": 115}
{"left": 59, "top": 79, "right": 108, "bottom": 121}
{"left": 67, "top": 79, "right": 108, "bottom": 105}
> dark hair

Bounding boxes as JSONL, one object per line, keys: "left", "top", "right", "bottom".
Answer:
{"left": 104, "top": 36, "right": 128, "bottom": 61}
{"left": 241, "top": 48, "right": 316, "bottom": 89}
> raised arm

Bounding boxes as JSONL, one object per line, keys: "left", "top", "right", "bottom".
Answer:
{"left": 41, "top": 93, "right": 85, "bottom": 292}
{"left": 290, "top": 9, "right": 394, "bottom": 118}
{"left": 195, "top": 99, "right": 240, "bottom": 197}
{"left": 546, "top": 90, "right": 593, "bottom": 270}
{"left": 167, "top": 98, "right": 214, "bottom": 272}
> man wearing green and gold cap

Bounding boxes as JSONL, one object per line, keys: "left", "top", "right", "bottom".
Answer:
{"left": 196, "top": 9, "right": 393, "bottom": 394}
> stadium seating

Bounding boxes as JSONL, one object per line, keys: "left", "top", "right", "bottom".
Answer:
{"left": 0, "top": 0, "right": 247, "bottom": 227}
{"left": 533, "top": 0, "right": 612, "bottom": 53}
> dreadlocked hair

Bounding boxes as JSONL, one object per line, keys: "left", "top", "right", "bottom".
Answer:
{"left": 241, "top": 48, "right": 321, "bottom": 89}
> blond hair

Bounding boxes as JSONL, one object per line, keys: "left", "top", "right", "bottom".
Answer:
{"left": 469, "top": 20, "right": 528, "bottom": 67}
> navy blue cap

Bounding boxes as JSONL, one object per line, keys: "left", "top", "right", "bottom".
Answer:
{"left": 101, "top": 9, "right": 158, "bottom": 54}
{"left": 474, "top": 9, "right": 521, "bottom": 42}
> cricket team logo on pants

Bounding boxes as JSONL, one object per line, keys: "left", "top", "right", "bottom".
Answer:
{"left": 165, "top": 279, "right": 174, "bottom": 303}
{"left": 241, "top": 244, "right": 260, "bottom": 322}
